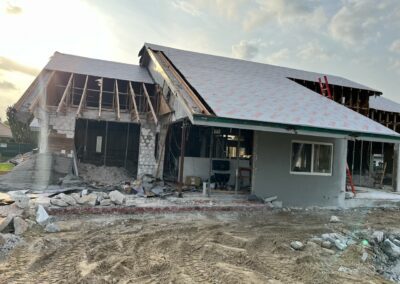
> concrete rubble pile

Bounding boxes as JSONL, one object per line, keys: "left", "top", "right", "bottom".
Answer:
{"left": 0, "top": 191, "right": 35, "bottom": 258}
{"left": 290, "top": 215, "right": 400, "bottom": 283}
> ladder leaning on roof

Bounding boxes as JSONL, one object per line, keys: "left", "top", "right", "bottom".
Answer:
{"left": 318, "top": 75, "right": 356, "bottom": 196}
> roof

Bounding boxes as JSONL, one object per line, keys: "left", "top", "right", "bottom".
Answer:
{"left": 369, "top": 96, "right": 400, "bottom": 113}
{"left": 0, "top": 122, "right": 12, "bottom": 138}
{"left": 45, "top": 52, "right": 153, "bottom": 84}
{"left": 143, "top": 43, "right": 398, "bottom": 140}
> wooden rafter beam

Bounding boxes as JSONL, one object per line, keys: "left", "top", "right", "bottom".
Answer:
{"left": 98, "top": 78, "right": 103, "bottom": 118}
{"left": 129, "top": 82, "right": 140, "bottom": 123}
{"left": 115, "top": 80, "right": 120, "bottom": 121}
{"left": 76, "top": 75, "right": 89, "bottom": 116}
{"left": 29, "top": 70, "right": 56, "bottom": 112}
{"left": 56, "top": 73, "right": 73, "bottom": 113}
{"left": 142, "top": 83, "right": 158, "bottom": 124}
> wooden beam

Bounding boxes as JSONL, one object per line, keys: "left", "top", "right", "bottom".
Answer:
{"left": 129, "top": 82, "right": 140, "bottom": 123}
{"left": 142, "top": 83, "right": 158, "bottom": 124}
{"left": 115, "top": 80, "right": 120, "bottom": 121}
{"left": 56, "top": 73, "right": 73, "bottom": 113}
{"left": 76, "top": 75, "right": 89, "bottom": 116}
{"left": 157, "top": 51, "right": 211, "bottom": 115}
{"left": 98, "top": 78, "right": 103, "bottom": 118}
{"left": 29, "top": 70, "right": 55, "bottom": 112}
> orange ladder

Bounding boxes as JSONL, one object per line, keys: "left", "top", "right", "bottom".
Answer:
{"left": 318, "top": 76, "right": 356, "bottom": 196}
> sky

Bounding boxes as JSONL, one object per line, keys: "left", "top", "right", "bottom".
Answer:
{"left": 0, "top": 0, "right": 400, "bottom": 121}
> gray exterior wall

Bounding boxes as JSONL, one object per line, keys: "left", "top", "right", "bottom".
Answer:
{"left": 252, "top": 131, "right": 347, "bottom": 207}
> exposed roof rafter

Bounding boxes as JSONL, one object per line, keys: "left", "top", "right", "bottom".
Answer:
{"left": 56, "top": 73, "right": 73, "bottom": 114}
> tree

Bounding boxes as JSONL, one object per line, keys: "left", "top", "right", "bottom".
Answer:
{"left": 6, "top": 106, "right": 36, "bottom": 144}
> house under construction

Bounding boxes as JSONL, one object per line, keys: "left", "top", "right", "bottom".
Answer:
{"left": 13, "top": 44, "right": 400, "bottom": 207}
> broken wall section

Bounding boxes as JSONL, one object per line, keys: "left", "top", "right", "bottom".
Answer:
{"left": 137, "top": 117, "right": 157, "bottom": 178}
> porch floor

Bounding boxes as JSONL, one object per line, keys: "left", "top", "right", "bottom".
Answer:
{"left": 345, "top": 186, "right": 400, "bottom": 208}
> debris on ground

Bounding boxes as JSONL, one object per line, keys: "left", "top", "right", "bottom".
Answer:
{"left": 45, "top": 223, "right": 60, "bottom": 233}
{"left": 109, "top": 190, "right": 126, "bottom": 205}
{"left": 0, "top": 193, "right": 14, "bottom": 205}
{"left": 290, "top": 241, "right": 304, "bottom": 250}
{"left": 329, "top": 215, "right": 340, "bottom": 223}
{"left": 13, "top": 217, "right": 28, "bottom": 235}
{"left": 36, "top": 205, "right": 50, "bottom": 225}
{"left": 78, "top": 163, "right": 131, "bottom": 187}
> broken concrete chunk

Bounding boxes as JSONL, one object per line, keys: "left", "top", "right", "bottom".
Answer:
{"left": 330, "top": 215, "right": 340, "bottom": 223}
{"left": 0, "top": 193, "right": 14, "bottom": 205}
{"left": 264, "top": 196, "right": 278, "bottom": 203}
{"left": 57, "top": 193, "right": 77, "bottom": 206}
{"left": 36, "top": 205, "right": 50, "bottom": 225}
{"left": 81, "top": 189, "right": 88, "bottom": 196}
{"left": 13, "top": 217, "right": 28, "bottom": 235}
{"left": 334, "top": 240, "right": 347, "bottom": 251}
{"left": 78, "top": 194, "right": 98, "bottom": 206}
{"left": 271, "top": 201, "right": 283, "bottom": 208}
{"left": 321, "top": 241, "right": 333, "bottom": 249}
{"left": 290, "top": 241, "right": 304, "bottom": 250}
{"left": 11, "top": 194, "right": 30, "bottom": 209}
{"left": 0, "top": 216, "right": 14, "bottom": 233}
{"left": 50, "top": 198, "right": 69, "bottom": 207}
{"left": 45, "top": 223, "right": 60, "bottom": 233}
{"left": 70, "top": 193, "right": 81, "bottom": 202}
{"left": 109, "top": 190, "right": 125, "bottom": 205}
{"left": 382, "top": 239, "right": 400, "bottom": 259}
{"left": 100, "top": 199, "right": 112, "bottom": 206}
{"left": 361, "top": 252, "right": 368, "bottom": 262}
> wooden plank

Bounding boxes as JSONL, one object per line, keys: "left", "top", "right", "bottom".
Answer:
{"left": 129, "top": 82, "right": 140, "bottom": 122}
{"left": 98, "top": 78, "right": 103, "bottom": 118}
{"left": 56, "top": 73, "right": 73, "bottom": 113}
{"left": 115, "top": 80, "right": 120, "bottom": 121}
{"left": 29, "top": 70, "right": 55, "bottom": 112}
{"left": 76, "top": 75, "right": 89, "bottom": 116}
{"left": 142, "top": 83, "right": 158, "bottom": 124}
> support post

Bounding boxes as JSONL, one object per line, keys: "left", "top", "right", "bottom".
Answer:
{"left": 208, "top": 127, "right": 214, "bottom": 197}
{"left": 83, "top": 119, "right": 88, "bottom": 160}
{"left": 104, "top": 121, "right": 108, "bottom": 166}
{"left": 394, "top": 143, "right": 400, "bottom": 192}
{"left": 98, "top": 78, "right": 103, "bottom": 118}
{"left": 351, "top": 140, "right": 356, "bottom": 177}
{"left": 178, "top": 120, "right": 187, "bottom": 198}
{"left": 359, "top": 140, "right": 363, "bottom": 185}
{"left": 76, "top": 75, "right": 89, "bottom": 116}
{"left": 235, "top": 129, "right": 241, "bottom": 194}
{"left": 115, "top": 80, "right": 120, "bottom": 121}
{"left": 124, "top": 123, "right": 130, "bottom": 168}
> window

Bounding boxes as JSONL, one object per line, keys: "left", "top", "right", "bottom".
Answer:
{"left": 291, "top": 141, "right": 333, "bottom": 175}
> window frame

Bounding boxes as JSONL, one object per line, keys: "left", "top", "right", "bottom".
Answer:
{"left": 290, "top": 140, "right": 333, "bottom": 176}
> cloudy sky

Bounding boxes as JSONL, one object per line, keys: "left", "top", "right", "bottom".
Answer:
{"left": 1, "top": 0, "right": 400, "bottom": 121}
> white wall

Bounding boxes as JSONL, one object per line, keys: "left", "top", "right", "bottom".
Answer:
{"left": 182, "top": 157, "right": 250, "bottom": 186}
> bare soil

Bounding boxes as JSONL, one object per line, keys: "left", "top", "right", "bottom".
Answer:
{"left": 0, "top": 208, "right": 396, "bottom": 283}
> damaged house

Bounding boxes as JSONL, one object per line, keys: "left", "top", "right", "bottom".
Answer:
{"left": 13, "top": 43, "right": 400, "bottom": 207}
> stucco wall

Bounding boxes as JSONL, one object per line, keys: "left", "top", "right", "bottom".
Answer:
{"left": 252, "top": 131, "right": 347, "bottom": 207}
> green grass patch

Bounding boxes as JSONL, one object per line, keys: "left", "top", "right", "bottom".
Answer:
{"left": 0, "top": 163, "right": 14, "bottom": 172}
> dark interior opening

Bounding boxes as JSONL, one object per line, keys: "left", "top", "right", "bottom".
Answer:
{"left": 74, "top": 118, "right": 140, "bottom": 176}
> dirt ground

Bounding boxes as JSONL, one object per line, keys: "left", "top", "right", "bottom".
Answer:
{"left": 0, "top": 208, "right": 397, "bottom": 284}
